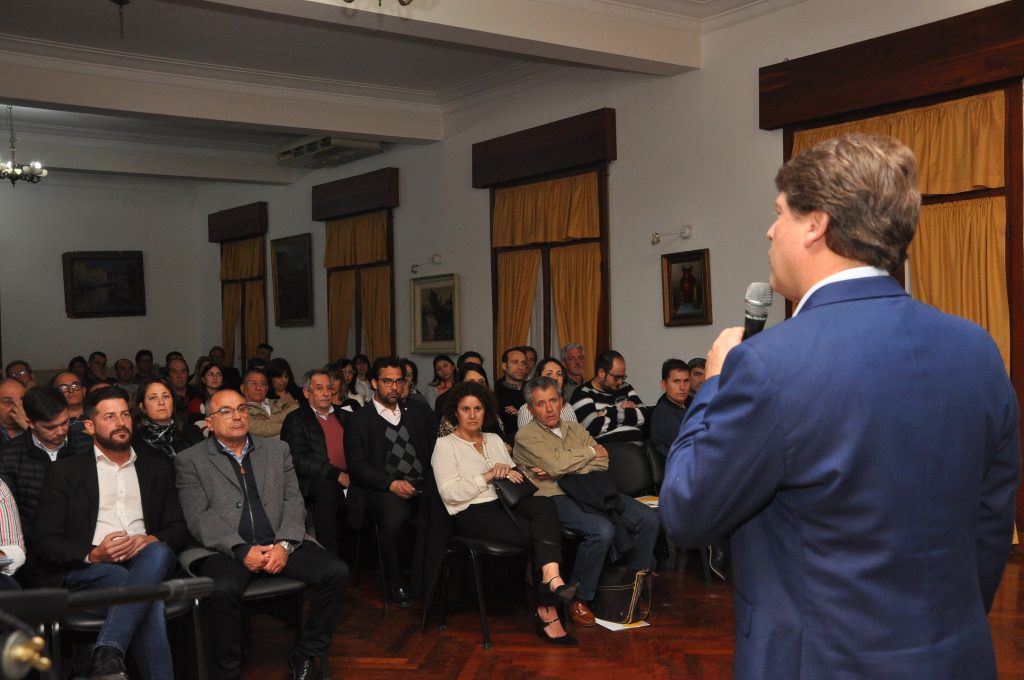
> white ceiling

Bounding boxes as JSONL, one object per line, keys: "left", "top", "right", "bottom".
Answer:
{"left": 0, "top": 0, "right": 803, "bottom": 182}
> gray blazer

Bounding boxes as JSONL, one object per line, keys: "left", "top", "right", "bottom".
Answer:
{"left": 175, "top": 435, "right": 307, "bottom": 568}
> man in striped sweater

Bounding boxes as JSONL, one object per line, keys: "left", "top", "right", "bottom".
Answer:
{"left": 570, "top": 350, "right": 646, "bottom": 446}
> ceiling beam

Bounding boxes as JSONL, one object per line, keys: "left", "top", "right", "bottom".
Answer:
{"left": 199, "top": 0, "right": 701, "bottom": 76}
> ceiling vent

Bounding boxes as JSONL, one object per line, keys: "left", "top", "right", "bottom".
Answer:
{"left": 276, "top": 136, "right": 381, "bottom": 169}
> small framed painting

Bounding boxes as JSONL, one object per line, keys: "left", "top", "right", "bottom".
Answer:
{"left": 411, "top": 273, "right": 460, "bottom": 353}
{"left": 661, "top": 248, "right": 712, "bottom": 327}
{"left": 62, "top": 251, "right": 146, "bottom": 318}
{"left": 271, "top": 233, "right": 313, "bottom": 327}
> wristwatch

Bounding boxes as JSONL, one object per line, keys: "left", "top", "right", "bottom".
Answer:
{"left": 276, "top": 540, "right": 296, "bottom": 554}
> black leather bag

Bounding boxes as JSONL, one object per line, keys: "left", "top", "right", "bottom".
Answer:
{"left": 591, "top": 566, "right": 652, "bottom": 624}
{"left": 492, "top": 474, "right": 538, "bottom": 509}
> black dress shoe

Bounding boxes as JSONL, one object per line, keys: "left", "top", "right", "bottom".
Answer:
{"left": 391, "top": 587, "right": 412, "bottom": 608}
{"left": 88, "top": 645, "right": 128, "bottom": 680}
{"left": 288, "top": 652, "right": 315, "bottom": 680}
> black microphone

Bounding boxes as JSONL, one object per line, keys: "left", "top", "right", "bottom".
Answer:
{"left": 743, "top": 282, "right": 773, "bottom": 339}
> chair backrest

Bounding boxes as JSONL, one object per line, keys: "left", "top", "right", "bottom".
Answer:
{"left": 605, "top": 441, "right": 655, "bottom": 497}
{"left": 643, "top": 439, "right": 665, "bottom": 491}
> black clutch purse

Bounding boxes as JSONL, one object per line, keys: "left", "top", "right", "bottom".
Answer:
{"left": 492, "top": 470, "right": 538, "bottom": 509}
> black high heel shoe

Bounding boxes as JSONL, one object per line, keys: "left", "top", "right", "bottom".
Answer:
{"left": 541, "top": 577, "right": 579, "bottom": 603}
{"left": 533, "top": 612, "right": 579, "bottom": 646}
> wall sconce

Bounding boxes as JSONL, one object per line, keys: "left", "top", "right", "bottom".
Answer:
{"left": 410, "top": 253, "right": 443, "bottom": 274}
{"left": 651, "top": 225, "right": 694, "bottom": 245}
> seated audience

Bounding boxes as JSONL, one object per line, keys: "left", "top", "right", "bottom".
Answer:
{"left": 433, "top": 381, "right": 577, "bottom": 645}
{"left": 67, "top": 355, "right": 89, "bottom": 383}
{"left": 176, "top": 389, "right": 347, "bottom": 680}
{"left": 345, "top": 357, "right": 437, "bottom": 607}
{"left": 209, "top": 345, "right": 242, "bottom": 391}
{"left": 281, "top": 368, "right": 351, "bottom": 556}
{"left": 438, "top": 364, "right": 505, "bottom": 439}
{"left": 424, "top": 354, "right": 455, "bottom": 410}
{"left": 165, "top": 356, "right": 190, "bottom": 406}
{"left": 328, "top": 359, "right": 363, "bottom": 408}
{"left": 518, "top": 357, "right": 578, "bottom": 429}
{"left": 684, "top": 357, "right": 706, "bottom": 409}
{"left": 0, "top": 378, "right": 28, "bottom": 444}
{"left": 401, "top": 358, "right": 428, "bottom": 405}
{"left": 186, "top": 360, "right": 223, "bottom": 422}
{"left": 561, "top": 343, "right": 586, "bottom": 401}
{"left": 650, "top": 358, "right": 690, "bottom": 460}
{"left": 5, "top": 360, "right": 35, "bottom": 389}
{"left": 132, "top": 376, "right": 204, "bottom": 459}
{"left": 494, "top": 347, "right": 529, "bottom": 441}
{"left": 570, "top": 350, "right": 646, "bottom": 445}
{"left": 85, "top": 351, "right": 108, "bottom": 388}
{"left": 522, "top": 345, "right": 538, "bottom": 376}
{"left": 351, "top": 354, "right": 373, "bottom": 405}
{"left": 515, "top": 376, "right": 660, "bottom": 627}
{"left": 50, "top": 371, "right": 87, "bottom": 434}
{"left": 254, "top": 342, "right": 274, "bottom": 362}
{"left": 113, "top": 357, "right": 139, "bottom": 402}
{"left": 242, "top": 368, "right": 298, "bottom": 439}
{"left": 456, "top": 351, "right": 483, "bottom": 366}
{"left": 268, "top": 357, "right": 304, "bottom": 405}
{"left": 34, "top": 386, "right": 188, "bottom": 679}
{"left": 134, "top": 349, "right": 157, "bottom": 381}
{"left": 0, "top": 479, "right": 24, "bottom": 590}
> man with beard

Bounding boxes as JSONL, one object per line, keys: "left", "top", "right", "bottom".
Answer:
{"left": 345, "top": 357, "right": 437, "bottom": 607}
{"left": 494, "top": 347, "right": 529, "bottom": 441}
{"left": 33, "top": 386, "right": 188, "bottom": 679}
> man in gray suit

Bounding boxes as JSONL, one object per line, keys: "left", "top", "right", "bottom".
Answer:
{"left": 176, "top": 389, "right": 347, "bottom": 680}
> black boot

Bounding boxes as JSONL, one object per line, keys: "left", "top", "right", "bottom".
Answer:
{"left": 288, "top": 651, "right": 315, "bottom": 680}
{"left": 88, "top": 645, "right": 128, "bottom": 680}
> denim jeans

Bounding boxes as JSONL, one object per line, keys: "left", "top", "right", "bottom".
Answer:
{"left": 64, "top": 541, "right": 176, "bottom": 680}
{"left": 552, "top": 493, "right": 660, "bottom": 601}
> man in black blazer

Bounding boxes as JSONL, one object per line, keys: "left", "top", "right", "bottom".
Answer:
{"left": 281, "top": 367, "right": 350, "bottom": 556}
{"left": 345, "top": 356, "right": 438, "bottom": 607}
{"left": 33, "top": 386, "right": 188, "bottom": 680}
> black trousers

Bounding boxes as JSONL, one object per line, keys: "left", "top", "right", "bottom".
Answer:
{"left": 191, "top": 541, "right": 348, "bottom": 679}
{"left": 363, "top": 490, "right": 417, "bottom": 590}
{"left": 307, "top": 477, "right": 346, "bottom": 556}
{"left": 454, "top": 496, "right": 563, "bottom": 568}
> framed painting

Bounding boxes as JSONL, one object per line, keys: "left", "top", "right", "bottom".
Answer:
{"left": 271, "top": 233, "right": 313, "bottom": 327}
{"left": 62, "top": 251, "right": 146, "bottom": 318}
{"left": 411, "top": 273, "right": 460, "bottom": 353}
{"left": 661, "top": 248, "right": 712, "bottom": 327}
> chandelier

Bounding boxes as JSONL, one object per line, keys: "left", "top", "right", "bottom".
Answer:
{"left": 1, "top": 106, "right": 47, "bottom": 186}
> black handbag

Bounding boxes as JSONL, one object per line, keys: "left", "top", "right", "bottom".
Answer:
{"left": 591, "top": 565, "right": 653, "bottom": 624}
{"left": 492, "top": 473, "right": 538, "bottom": 509}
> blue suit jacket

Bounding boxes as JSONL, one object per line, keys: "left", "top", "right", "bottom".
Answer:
{"left": 661, "top": 276, "right": 1019, "bottom": 680}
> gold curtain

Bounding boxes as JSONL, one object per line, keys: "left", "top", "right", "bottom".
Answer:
{"left": 908, "top": 196, "right": 1009, "bottom": 370}
{"left": 327, "top": 269, "right": 357, "bottom": 362}
{"left": 792, "top": 90, "right": 1004, "bottom": 195}
{"left": 220, "top": 237, "right": 265, "bottom": 281}
{"left": 324, "top": 211, "right": 388, "bottom": 268}
{"left": 359, "top": 265, "right": 393, "bottom": 361}
{"left": 493, "top": 173, "right": 600, "bottom": 247}
{"left": 221, "top": 283, "right": 242, "bottom": 368}
{"left": 495, "top": 249, "right": 541, "bottom": 364}
{"left": 243, "top": 280, "right": 267, "bottom": 363}
{"left": 551, "top": 242, "right": 601, "bottom": 379}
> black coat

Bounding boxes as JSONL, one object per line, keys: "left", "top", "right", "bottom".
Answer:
{"left": 32, "top": 447, "right": 191, "bottom": 587}
{"left": 280, "top": 403, "right": 348, "bottom": 499}
{"left": 0, "top": 430, "right": 91, "bottom": 533}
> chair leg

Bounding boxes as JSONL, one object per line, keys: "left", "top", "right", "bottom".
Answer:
{"left": 321, "top": 652, "right": 331, "bottom": 680}
{"left": 466, "top": 549, "right": 491, "bottom": 650}
{"left": 374, "top": 524, "right": 390, "bottom": 609}
{"left": 420, "top": 548, "right": 447, "bottom": 633}
{"left": 699, "top": 545, "right": 712, "bottom": 588}
{"left": 44, "top": 622, "right": 62, "bottom": 680}
{"left": 352, "top": 527, "right": 363, "bottom": 591}
{"left": 191, "top": 597, "right": 208, "bottom": 680}
{"left": 438, "top": 551, "right": 450, "bottom": 632}
{"left": 293, "top": 591, "right": 304, "bottom": 646}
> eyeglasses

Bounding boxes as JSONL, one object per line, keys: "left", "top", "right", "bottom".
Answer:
{"left": 377, "top": 377, "right": 408, "bottom": 387}
{"left": 607, "top": 373, "right": 627, "bottom": 382}
{"left": 211, "top": 405, "right": 249, "bottom": 418}
{"left": 7, "top": 370, "right": 28, "bottom": 378}
{"left": 56, "top": 383, "right": 83, "bottom": 393}
{"left": 206, "top": 372, "right": 223, "bottom": 379}
{"left": 244, "top": 380, "right": 268, "bottom": 388}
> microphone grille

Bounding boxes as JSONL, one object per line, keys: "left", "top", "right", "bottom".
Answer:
{"left": 744, "top": 282, "right": 773, "bottom": 319}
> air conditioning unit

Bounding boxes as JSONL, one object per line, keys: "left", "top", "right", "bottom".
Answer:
{"left": 276, "top": 136, "right": 382, "bottom": 169}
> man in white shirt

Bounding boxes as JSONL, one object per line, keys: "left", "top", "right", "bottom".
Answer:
{"left": 33, "top": 386, "right": 189, "bottom": 679}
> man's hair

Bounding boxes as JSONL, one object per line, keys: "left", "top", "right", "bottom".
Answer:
{"left": 243, "top": 368, "right": 269, "bottom": 384}
{"left": 457, "top": 351, "right": 483, "bottom": 365}
{"left": 661, "top": 358, "right": 690, "bottom": 380}
{"left": 22, "top": 386, "right": 68, "bottom": 422}
{"left": 521, "top": 345, "right": 537, "bottom": 357}
{"left": 165, "top": 351, "right": 184, "bottom": 365}
{"left": 83, "top": 386, "right": 130, "bottom": 420}
{"left": 209, "top": 345, "right": 225, "bottom": 355}
{"left": 523, "top": 376, "right": 561, "bottom": 404}
{"left": 561, "top": 343, "right": 584, "bottom": 361}
{"left": 256, "top": 343, "right": 274, "bottom": 352}
{"left": 114, "top": 358, "right": 133, "bottom": 371}
{"left": 302, "top": 367, "right": 331, "bottom": 388}
{"left": 775, "top": 133, "right": 920, "bottom": 272}
{"left": 501, "top": 347, "right": 525, "bottom": 365}
{"left": 5, "top": 360, "right": 30, "bottom": 376}
{"left": 687, "top": 357, "right": 706, "bottom": 372}
{"left": 134, "top": 349, "right": 153, "bottom": 363}
{"left": 370, "top": 356, "right": 404, "bottom": 381}
{"left": 167, "top": 356, "right": 189, "bottom": 371}
{"left": 49, "top": 372, "right": 79, "bottom": 387}
{"left": 444, "top": 380, "right": 498, "bottom": 428}
{"left": 594, "top": 350, "right": 623, "bottom": 375}
{"left": 205, "top": 388, "right": 244, "bottom": 417}
{"left": 88, "top": 351, "right": 107, "bottom": 362}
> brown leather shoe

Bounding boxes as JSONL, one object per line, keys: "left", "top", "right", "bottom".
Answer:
{"left": 568, "top": 599, "right": 596, "bottom": 627}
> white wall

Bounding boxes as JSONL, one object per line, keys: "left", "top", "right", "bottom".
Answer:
{"left": 0, "top": 174, "right": 204, "bottom": 374}
{"left": 4, "top": 0, "right": 998, "bottom": 395}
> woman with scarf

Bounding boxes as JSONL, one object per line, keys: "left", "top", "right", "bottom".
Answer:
{"left": 132, "top": 376, "right": 205, "bottom": 459}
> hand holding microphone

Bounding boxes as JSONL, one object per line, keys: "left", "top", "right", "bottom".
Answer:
{"left": 707, "top": 283, "right": 774, "bottom": 378}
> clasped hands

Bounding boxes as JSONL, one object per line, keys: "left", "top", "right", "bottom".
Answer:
{"left": 242, "top": 544, "right": 289, "bottom": 574}
{"left": 89, "top": 531, "right": 158, "bottom": 564}
{"left": 485, "top": 463, "right": 523, "bottom": 484}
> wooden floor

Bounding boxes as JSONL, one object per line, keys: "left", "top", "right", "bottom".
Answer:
{"left": 236, "top": 551, "right": 1024, "bottom": 679}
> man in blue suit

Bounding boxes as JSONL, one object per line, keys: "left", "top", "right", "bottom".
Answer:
{"left": 661, "top": 134, "right": 1019, "bottom": 680}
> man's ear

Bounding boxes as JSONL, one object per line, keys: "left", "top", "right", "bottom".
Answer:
{"left": 83, "top": 419, "right": 95, "bottom": 436}
{"left": 804, "top": 210, "right": 830, "bottom": 247}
